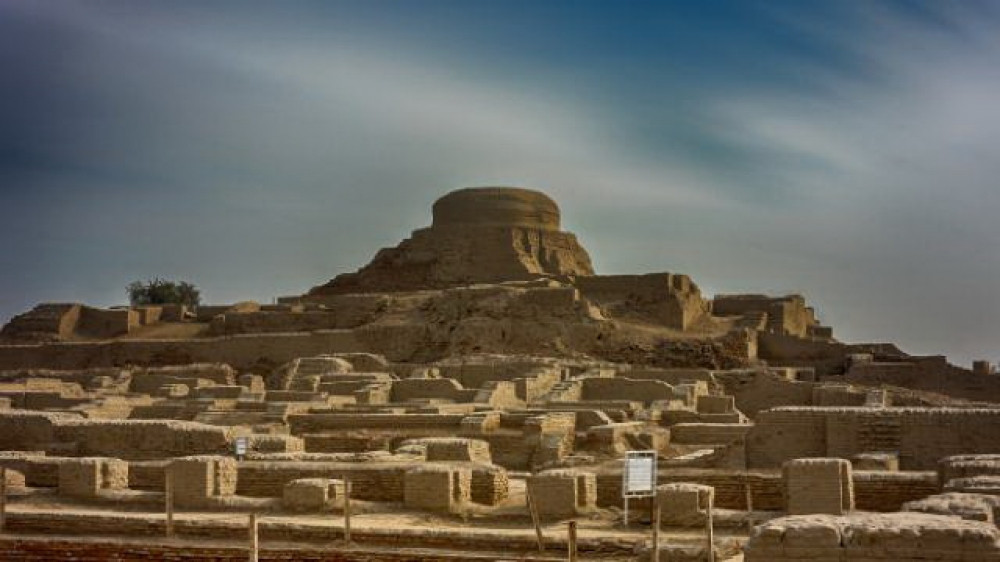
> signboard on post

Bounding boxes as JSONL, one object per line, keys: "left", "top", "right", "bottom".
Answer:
{"left": 622, "top": 450, "right": 657, "bottom": 525}
{"left": 234, "top": 437, "right": 249, "bottom": 460}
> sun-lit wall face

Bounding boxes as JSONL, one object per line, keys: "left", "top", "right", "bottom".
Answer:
{"left": 0, "top": 2, "right": 998, "bottom": 366}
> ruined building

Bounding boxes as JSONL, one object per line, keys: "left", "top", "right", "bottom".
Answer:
{"left": 0, "top": 186, "right": 997, "bottom": 561}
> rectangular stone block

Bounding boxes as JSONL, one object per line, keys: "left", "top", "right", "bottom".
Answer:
{"left": 404, "top": 465, "right": 470, "bottom": 513}
{"left": 58, "top": 457, "right": 128, "bottom": 498}
{"left": 168, "top": 455, "right": 237, "bottom": 508}
{"left": 527, "top": 469, "right": 595, "bottom": 520}
{"left": 283, "top": 477, "right": 341, "bottom": 511}
{"left": 656, "top": 482, "right": 713, "bottom": 526}
{"left": 784, "top": 457, "right": 853, "bottom": 515}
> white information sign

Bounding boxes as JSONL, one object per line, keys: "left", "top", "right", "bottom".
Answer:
{"left": 622, "top": 450, "right": 657, "bottom": 525}
{"left": 234, "top": 437, "right": 248, "bottom": 458}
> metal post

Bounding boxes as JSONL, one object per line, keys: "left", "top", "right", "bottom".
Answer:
{"left": 651, "top": 500, "right": 661, "bottom": 562}
{"left": 343, "top": 476, "right": 352, "bottom": 543}
{"left": 623, "top": 496, "right": 629, "bottom": 526}
{"left": 248, "top": 513, "right": 258, "bottom": 562}
{"left": 165, "top": 470, "right": 174, "bottom": 537}
{"left": 567, "top": 520, "right": 577, "bottom": 562}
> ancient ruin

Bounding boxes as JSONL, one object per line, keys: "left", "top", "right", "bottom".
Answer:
{"left": 0, "top": 186, "right": 998, "bottom": 561}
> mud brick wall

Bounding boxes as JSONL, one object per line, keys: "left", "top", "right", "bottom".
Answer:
{"left": 596, "top": 469, "right": 784, "bottom": 511}
{"left": 748, "top": 407, "right": 1000, "bottom": 470}
{"left": 0, "top": 535, "right": 616, "bottom": 561}
{"left": 478, "top": 431, "right": 536, "bottom": 470}
{"left": 128, "top": 460, "right": 168, "bottom": 489}
{"left": 0, "top": 456, "right": 70, "bottom": 487}
{"left": 0, "top": 330, "right": 365, "bottom": 374}
{"left": 581, "top": 377, "right": 675, "bottom": 404}
{"left": 57, "top": 457, "right": 129, "bottom": 497}
{"left": 236, "top": 461, "right": 408, "bottom": 501}
{"left": 468, "top": 464, "right": 509, "bottom": 506}
{"left": 303, "top": 433, "right": 397, "bottom": 453}
{"left": 783, "top": 458, "right": 853, "bottom": 515}
{"left": 0, "top": 410, "right": 71, "bottom": 450}
{"left": 853, "top": 470, "right": 939, "bottom": 512}
{"left": 53, "top": 419, "right": 235, "bottom": 459}
{"left": 288, "top": 414, "right": 466, "bottom": 434}
{"left": 670, "top": 423, "right": 752, "bottom": 444}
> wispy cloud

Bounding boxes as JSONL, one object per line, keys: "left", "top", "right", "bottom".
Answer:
{"left": 0, "top": 2, "right": 996, "bottom": 365}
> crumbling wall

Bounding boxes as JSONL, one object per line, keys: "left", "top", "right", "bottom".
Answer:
{"left": 748, "top": 407, "right": 1000, "bottom": 470}
{"left": 581, "top": 377, "right": 674, "bottom": 404}
{"left": 0, "top": 330, "right": 365, "bottom": 374}
{"left": 235, "top": 461, "right": 408, "bottom": 501}
{"left": 783, "top": 458, "right": 853, "bottom": 515}
{"left": 575, "top": 273, "right": 708, "bottom": 330}
{"left": 744, "top": 513, "right": 1000, "bottom": 561}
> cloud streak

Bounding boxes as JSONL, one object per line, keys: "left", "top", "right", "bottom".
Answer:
{"left": 0, "top": 2, "right": 996, "bottom": 365}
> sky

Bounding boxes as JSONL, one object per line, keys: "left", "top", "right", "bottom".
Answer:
{"left": 1, "top": 1, "right": 998, "bottom": 366}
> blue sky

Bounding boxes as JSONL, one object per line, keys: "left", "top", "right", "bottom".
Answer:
{"left": 1, "top": 1, "right": 998, "bottom": 366}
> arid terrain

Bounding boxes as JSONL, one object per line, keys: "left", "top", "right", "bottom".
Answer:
{"left": 0, "top": 187, "right": 998, "bottom": 561}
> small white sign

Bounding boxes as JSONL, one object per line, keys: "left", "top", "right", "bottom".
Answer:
{"left": 234, "top": 437, "right": 248, "bottom": 457}
{"left": 623, "top": 450, "right": 657, "bottom": 498}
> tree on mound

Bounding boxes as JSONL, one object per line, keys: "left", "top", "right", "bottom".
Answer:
{"left": 127, "top": 278, "right": 201, "bottom": 307}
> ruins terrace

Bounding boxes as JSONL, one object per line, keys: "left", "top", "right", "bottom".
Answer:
{"left": 0, "top": 187, "right": 998, "bottom": 561}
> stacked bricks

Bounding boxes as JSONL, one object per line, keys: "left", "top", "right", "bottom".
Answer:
{"left": 57, "top": 457, "right": 128, "bottom": 498}
{"left": 168, "top": 455, "right": 237, "bottom": 508}
{"left": 783, "top": 457, "right": 853, "bottom": 515}
{"left": 526, "top": 469, "right": 596, "bottom": 520}
{"left": 403, "top": 465, "right": 471, "bottom": 514}
{"left": 851, "top": 451, "right": 898, "bottom": 471}
{"left": 424, "top": 438, "right": 491, "bottom": 464}
{"left": 469, "top": 464, "right": 509, "bottom": 506}
{"left": 282, "top": 478, "right": 344, "bottom": 511}
{"left": 655, "top": 483, "right": 714, "bottom": 526}
{"left": 696, "top": 395, "right": 735, "bottom": 414}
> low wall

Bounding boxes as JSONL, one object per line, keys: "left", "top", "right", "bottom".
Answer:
{"left": 596, "top": 469, "right": 783, "bottom": 511}
{"left": 581, "top": 377, "right": 674, "bottom": 404}
{"left": 0, "top": 330, "right": 364, "bottom": 374}
{"left": 747, "top": 407, "right": 1000, "bottom": 470}
{"left": 669, "top": 423, "right": 752, "bottom": 444}
{"left": 853, "top": 471, "right": 939, "bottom": 512}
{"left": 288, "top": 414, "right": 466, "bottom": 435}
{"left": 845, "top": 357, "right": 998, "bottom": 403}
{"left": 0, "top": 412, "right": 234, "bottom": 460}
{"left": 236, "top": 461, "right": 409, "bottom": 501}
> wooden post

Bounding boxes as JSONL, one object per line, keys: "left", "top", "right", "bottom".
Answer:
{"left": 567, "top": 520, "right": 577, "bottom": 562}
{"left": 0, "top": 467, "right": 7, "bottom": 534}
{"left": 526, "top": 488, "right": 544, "bottom": 552}
{"left": 343, "top": 476, "right": 352, "bottom": 543}
{"left": 651, "top": 501, "right": 660, "bottom": 562}
{"left": 705, "top": 493, "right": 715, "bottom": 562}
{"left": 745, "top": 479, "right": 754, "bottom": 532}
{"left": 248, "top": 513, "right": 258, "bottom": 562}
{"left": 164, "top": 469, "right": 174, "bottom": 537}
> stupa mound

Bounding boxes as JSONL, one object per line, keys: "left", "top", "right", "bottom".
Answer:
{"left": 308, "top": 186, "right": 594, "bottom": 295}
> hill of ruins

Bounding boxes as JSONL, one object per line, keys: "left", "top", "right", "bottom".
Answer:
{"left": 0, "top": 186, "right": 998, "bottom": 561}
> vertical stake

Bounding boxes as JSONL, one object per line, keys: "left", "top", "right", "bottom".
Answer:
{"left": 343, "top": 476, "right": 352, "bottom": 543}
{"left": 165, "top": 469, "right": 174, "bottom": 537}
{"left": 526, "top": 488, "right": 544, "bottom": 552}
{"left": 651, "top": 501, "right": 661, "bottom": 562}
{"left": 0, "top": 467, "right": 7, "bottom": 534}
{"left": 745, "top": 478, "right": 754, "bottom": 532}
{"left": 705, "top": 493, "right": 715, "bottom": 562}
{"left": 567, "top": 520, "right": 577, "bottom": 562}
{"left": 248, "top": 513, "right": 258, "bottom": 562}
